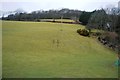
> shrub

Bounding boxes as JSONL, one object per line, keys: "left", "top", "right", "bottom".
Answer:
{"left": 77, "top": 29, "right": 89, "bottom": 36}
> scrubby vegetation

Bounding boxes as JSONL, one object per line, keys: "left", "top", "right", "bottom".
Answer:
{"left": 77, "top": 29, "right": 89, "bottom": 36}
{"left": 81, "top": 7, "right": 120, "bottom": 59}
{"left": 98, "top": 32, "right": 120, "bottom": 52}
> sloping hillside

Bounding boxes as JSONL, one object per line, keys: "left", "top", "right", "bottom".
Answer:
{"left": 2, "top": 21, "right": 118, "bottom": 78}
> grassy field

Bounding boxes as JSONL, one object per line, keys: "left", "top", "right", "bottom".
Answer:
{"left": 40, "top": 19, "right": 75, "bottom": 22}
{"left": 2, "top": 21, "right": 118, "bottom": 78}
{"left": 54, "top": 19, "right": 75, "bottom": 22}
{"left": 0, "top": 20, "right": 2, "bottom": 79}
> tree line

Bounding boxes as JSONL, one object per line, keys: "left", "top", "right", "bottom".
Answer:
{"left": 1, "top": 8, "right": 82, "bottom": 21}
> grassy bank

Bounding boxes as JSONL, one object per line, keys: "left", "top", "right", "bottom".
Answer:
{"left": 2, "top": 21, "right": 118, "bottom": 78}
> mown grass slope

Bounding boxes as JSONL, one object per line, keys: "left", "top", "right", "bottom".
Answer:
{"left": 2, "top": 21, "right": 118, "bottom": 78}
{"left": 0, "top": 20, "right": 2, "bottom": 79}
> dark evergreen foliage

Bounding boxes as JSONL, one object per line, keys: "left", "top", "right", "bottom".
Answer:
{"left": 79, "top": 11, "right": 95, "bottom": 25}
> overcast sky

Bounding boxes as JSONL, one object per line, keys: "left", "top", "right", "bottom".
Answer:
{"left": 0, "top": 0, "right": 120, "bottom": 12}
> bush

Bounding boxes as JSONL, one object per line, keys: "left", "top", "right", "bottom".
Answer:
{"left": 77, "top": 29, "right": 89, "bottom": 36}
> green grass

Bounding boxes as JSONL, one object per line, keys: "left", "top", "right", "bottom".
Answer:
{"left": 54, "top": 19, "right": 75, "bottom": 22}
{"left": 91, "top": 29, "right": 104, "bottom": 33}
{"left": 0, "top": 20, "right": 2, "bottom": 79}
{"left": 2, "top": 21, "right": 118, "bottom": 78}
{"left": 41, "top": 19, "right": 75, "bottom": 22}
